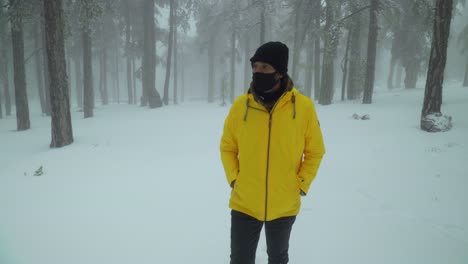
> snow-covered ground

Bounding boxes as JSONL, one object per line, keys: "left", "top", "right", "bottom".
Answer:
{"left": 1, "top": 84, "right": 467, "bottom": 264}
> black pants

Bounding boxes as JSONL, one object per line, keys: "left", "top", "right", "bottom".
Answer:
{"left": 230, "top": 210, "right": 296, "bottom": 264}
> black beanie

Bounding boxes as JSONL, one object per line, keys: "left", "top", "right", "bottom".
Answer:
{"left": 250, "top": 41, "right": 289, "bottom": 75}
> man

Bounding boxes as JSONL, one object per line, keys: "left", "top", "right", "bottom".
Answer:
{"left": 220, "top": 41, "right": 326, "bottom": 264}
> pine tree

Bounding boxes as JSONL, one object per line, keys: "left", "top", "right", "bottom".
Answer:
{"left": 43, "top": 0, "right": 74, "bottom": 147}
{"left": 420, "top": 0, "right": 453, "bottom": 132}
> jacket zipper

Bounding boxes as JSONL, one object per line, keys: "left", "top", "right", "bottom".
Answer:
{"left": 265, "top": 113, "right": 272, "bottom": 221}
{"left": 263, "top": 92, "right": 291, "bottom": 221}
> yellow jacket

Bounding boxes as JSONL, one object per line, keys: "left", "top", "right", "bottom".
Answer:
{"left": 220, "top": 87, "right": 325, "bottom": 221}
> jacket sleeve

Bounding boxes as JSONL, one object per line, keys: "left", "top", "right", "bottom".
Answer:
{"left": 220, "top": 104, "right": 239, "bottom": 186}
{"left": 298, "top": 100, "right": 325, "bottom": 194}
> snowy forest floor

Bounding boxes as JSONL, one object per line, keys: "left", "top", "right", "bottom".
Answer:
{"left": 1, "top": 84, "right": 468, "bottom": 264}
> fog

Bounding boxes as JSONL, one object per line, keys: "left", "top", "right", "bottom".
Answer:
{"left": 0, "top": 0, "right": 467, "bottom": 116}
{"left": 1, "top": 1, "right": 468, "bottom": 263}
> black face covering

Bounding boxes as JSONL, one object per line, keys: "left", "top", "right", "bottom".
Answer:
{"left": 252, "top": 72, "right": 278, "bottom": 93}
{"left": 252, "top": 72, "right": 283, "bottom": 104}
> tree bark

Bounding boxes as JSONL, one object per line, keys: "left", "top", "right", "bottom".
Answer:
{"left": 314, "top": 16, "right": 321, "bottom": 100}
{"left": 395, "top": 62, "right": 403, "bottom": 88}
{"left": 0, "top": 0, "right": 4, "bottom": 117}
{"left": 260, "top": 1, "right": 265, "bottom": 45}
{"left": 173, "top": 23, "right": 178, "bottom": 105}
{"left": 0, "top": 18, "right": 12, "bottom": 116}
{"left": 181, "top": 53, "right": 185, "bottom": 101}
{"left": 463, "top": 55, "right": 468, "bottom": 87}
{"left": 291, "top": 0, "right": 302, "bottom": 82}
{"left": 41, "top": 15, "right": 51, "bottom": 116}
{"left": 319, "top": 0, "right": 337, "bottom": 105}
{"left": 82, "top": 29, "right": 94, "bottom": 118}
{"left": 0, "top": 79, "right": 2, "bottom": 118}
{"left": 304, "top": 33, "right": 314, "bottom": 98}
{"left": 244, "top": 36, "right": 250, "bottom": 93}
{"left": 346, "top": 4, "right": 363, "bottom": 100}
{"left": 388, "top": 26, "right": 403, "bottom": 90}
{"left": 125, "top": 0, "right": 133, "bottom": 104}
{"left": 132, "top": 58, "right": 136, "bottom": 104}
{"left": 421, "top": 0, "right": 452, "bottom": 118}
{"left": 163, "top": 0, "right": 174, "bottom": 105}
{"left": 387, "top": 55, "right": 396, "bottom": 90}
{"left": 66, "top": 48, "right": 71, "bottom": 96}
{"left": 44, "top": 0, "right": 73, "bottom": 147}
{"left": 102, "top": 44, "right": 109, "bottom": 105}
{"left": 10, "top": 16, "right": 30, "bottom": 130}
{"left": 74, "top": 55, "right": 83, "bottom": 108}
{"left": 208, "top": 34, "right": 215, "bottom": 102}
{"left": 341, "top": 30, "right": 351, "bottom": 101}
{"left": 363, "top": 0, "right": 379, "bottom": 104}
{"left": 142, "top": 0, "right": 162, "bottom": 108}
{"left": 0, "top": 53, "right": 12, "bottom": 116}
{"left": 115, "top": 41, "right": 119, "bottom": 104}
{"left": 34, "top": 23, "right": 46, "bottom": 114}
{"left": 99, "top": 43, "right": 108, "bottom": 105}
{"left": 230, "top": 29, "right": 236, "bottom": 103}
{"left": 404, "top": 62, "right": 419, "bottom": 89}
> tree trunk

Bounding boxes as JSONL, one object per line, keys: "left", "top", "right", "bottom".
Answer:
{"left": 125, "top": 0, "right": 133, "bottom": 104}
{"left": 11, "top": 17, "right": 30, "bottom": 130}
{"left": 34, "top": 23, "right": 46, "bottom": 114}
{"left": 0, "top": 1, "right": 5, "bottom": 117}
{"left": 304, "top": 33, "right": 314, "bottom": 98}
{"left": 244, "top": 36, "right": 250, "bottom": 93}
{"left": 404, "top": 62, "right": 419, "bottom": 88}
{"left": 82, "top": 29, "right": 94, "bottom": 118}
{"left": 0, "top": 12, "right": 11, "bottom": 116}
{"left": 395, "top": 62, "right": 403, "bottom": 88}
{"left": 66, "top": 48, "right": 71, "bottom": 95}
{"left": 103, "top": 46, "right": 109, "bottom": 104}
{"left": 291, "top": 0, "right": 302, "bottom": 82}
{"left": 163, "top": 0, "right": 174, "bottom": 105}
{"left": 463, "top": 55, "right": 468, "bottom": 87}
{"left": 132, "top": 58, "right": 136, "bottom": 104}
{"left": 388, "top": 27, "right": 403, "bottom": 90}
{"left": 0, "top": 80, "right": 2, "bottom": 117}
{"left": 74, "top": 56, "right": 83, "bottom": 108}
{"left": 387, "top": 55, "right": 396, "bottom": 90}
{"left": 0, "top": 43, "right": 12, "bottom": 116}
{"left": 173, "top": 24, "right": 178, "bottom": 105}
{"left": 346, "top": 4, "right": 363, "bottom": 100}
{"left": 319, "top": 0, "right": 337, "bottom": 105}
{"left": 99, "top": 40, "right": 108, "bottom": 105}
{"left": 103, "top": 47, "right": 107, "bottom": 104}
{"left": 421, "top": 0, "right": 452, "bottom": 119}
{"left": 142, "top": 0, "right": 162, "bottom": 108}
{"left": 230, "top": 29, "right": 236, "bottom": 103}
{"left": 41, "top": 17, "right": 51, "bottom": 116}
{"left": 341, "top": 30, "right": 351, "bottom": 101}
{"left": 208, "top": 34, "right": 215, "bottom": 102}
{"left": 44, "top": 0, "right": 73, "bottom": 147}
{"left": 181, "top": 54, "right": 185, "bottom": 102}
{"left": 363, "top": 0, "right": 379, "bottom": 104}
{"left": 314, "top": 16, "right": 321, "bottom": 100}
{"left": 115, "top": 42, "right": 119, "bottom": 104}
{"left": 260, "top": 1, "right": 265, "bottom": 45}
{"left": 244, "top": 0, "right": 253, "bottom": 91}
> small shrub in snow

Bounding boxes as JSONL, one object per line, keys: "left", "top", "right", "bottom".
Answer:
{"left": 352, "top": 113, "right": 370, "bottom": 120}
{"left": 421, "top": 113, "right": 452, "bottom": 132}
{"left": 34, "top": 166, "right": 44, "bottom": 176}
